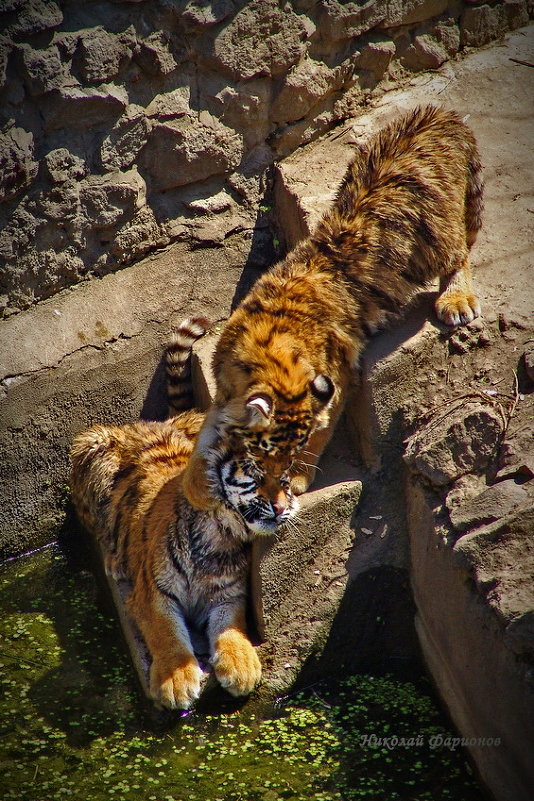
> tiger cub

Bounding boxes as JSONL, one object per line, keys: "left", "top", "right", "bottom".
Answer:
{"left": 180, "top": 105, "right": 484, "bottom": 504}
{"left": 70, "top": 317, "right": 298, "bottom": 710}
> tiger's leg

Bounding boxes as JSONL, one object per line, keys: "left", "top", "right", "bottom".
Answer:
{"left": 208, "top": 595, "right": 261, "bottom": 697}
{"left": 435, "top": 256, "right": 481, "bottom": 327}
{"left": 290, "top": 391, "right": 346, "bottom": 495}
{"left": 128, "top": 591, "right": 203, "bottom": 709}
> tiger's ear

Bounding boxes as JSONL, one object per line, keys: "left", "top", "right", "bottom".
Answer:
{"left": 245, "top": 392, "right": 273, "bottom": 426}
{"left": 310, "top": 374, "right": 335, "bottom": 404}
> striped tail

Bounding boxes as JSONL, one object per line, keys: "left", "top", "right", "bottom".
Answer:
{"left": 164, "top": 316, "right": 210, "bottom": 416}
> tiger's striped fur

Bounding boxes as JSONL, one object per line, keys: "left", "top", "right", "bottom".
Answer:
{"left": 181, "top": 106, "right": 484, "bottom": 501}
{"left": 70, "top": 318, "right": 298, "bottom": 710}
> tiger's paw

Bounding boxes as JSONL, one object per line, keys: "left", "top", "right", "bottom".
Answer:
{"left": 212, "top": 632, "right": 262, "bottom": 697}
{"left": 435, "top": 291, "right": 481, "bottom": 327}
{"left": 290, "top": 473, "right": 312, "bottom": 496}
{"left": 149, "top": 654, "right": 203, "bottom": 710}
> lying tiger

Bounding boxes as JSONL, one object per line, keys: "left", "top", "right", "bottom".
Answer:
{"left": 70, "top": 318, "right": 298, "bottom": 710}
{"left": 182, "top": 105, "right": 484, "bottom": 502}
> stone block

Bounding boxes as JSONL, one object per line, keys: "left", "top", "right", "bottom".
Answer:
{"left": 0, "top": 126, "right": 38, "bottom": 203}
{"left": 134, "top": 32, "right": 177, "bottom": 76}
{"left": 100, "top": 107, "right": 151, "bottom": 171}
{"left": 404, "top": 403, "right": 504, "bottom": 487}
{"left": 0, "top": 0, "right": 63, "bottom": 39}
{"left": 43, "top": 85, "right": 128, "bottom": 131}
{"left": 461, "top": 4, "right": 501, "bottom": 48}
{"left": 75, "top": 27, "right": 132, "bottom": 85}
{"left": 354, "top": 38, "right": 396, "bottom": 77}
{"left": 401, "top": 33, "right": 448, "bottom": 71}
{"left": 270, "top": 58, "right": 341, "bottom": 124}
{"left": 447, "top": 478, "right": 531, "bottom": 533}
{"left": 78, "top": 169, "right": 147, "bottom": 231}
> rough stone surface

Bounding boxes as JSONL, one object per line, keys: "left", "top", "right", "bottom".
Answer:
{"left": 401, "top": 33, "right": 449, "bottom": 70}
{"left": 99, "top": 105, "right": 152, "bottom": 171}
{"left": 0, "top": 236, "right": 256, "bottom": 558}
{"left": 18, "top": 44, "right": 66, "bottom": 96}
{"left": 75, "top": 27, "right": 132, "bottom": 85}
{"left": 447, "top": 478, "right": 531, "bottom": 532}
{"left": 42, "top": 85, "right": 128, "bottom": 131}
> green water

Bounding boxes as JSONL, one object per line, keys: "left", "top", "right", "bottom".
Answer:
{"left": 0, "top": 544, "right": 488, "bottom": 801}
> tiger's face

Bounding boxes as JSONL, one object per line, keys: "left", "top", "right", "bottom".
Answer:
{"left": 208, "top": 442, "right": 298, "bottom": 536}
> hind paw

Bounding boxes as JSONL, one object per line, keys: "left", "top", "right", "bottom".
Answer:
{"left": 435, "top": 291, "right": 481, "bottom": 327}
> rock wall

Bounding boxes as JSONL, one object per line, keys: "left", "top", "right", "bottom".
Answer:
{"left": 0, "top": 0, "right": 530, "bottom": 315}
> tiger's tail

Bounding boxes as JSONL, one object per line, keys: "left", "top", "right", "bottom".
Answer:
{"left": 164, "top": 316, "right": 210, "bottom": 417}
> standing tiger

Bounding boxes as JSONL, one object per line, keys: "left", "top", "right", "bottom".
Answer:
{"left": 181, "top": 105, "right": 484, "bottom": 503}
{"left": 70, "top": 317, "right": 298, "bottom": 710}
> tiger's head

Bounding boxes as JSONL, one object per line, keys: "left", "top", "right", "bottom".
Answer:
{"left": 213, "top": 326, "right": 336, "bottom": 465}
{"left": 181, "top": 407, "right": 299, "bottom": 536}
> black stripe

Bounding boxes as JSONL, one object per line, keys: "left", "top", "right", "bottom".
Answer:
{"left": 273, "top": 387, "right": 308, "bottom": 404}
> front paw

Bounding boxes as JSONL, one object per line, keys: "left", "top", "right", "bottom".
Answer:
{"left": 435, "top": 292, "right": 481, "bottom": 327}
{"left": 212, "top": 632, "right": 262, "bottom": 697}
{"left": 149, "top": 654, "right": 203, "bottom": 710}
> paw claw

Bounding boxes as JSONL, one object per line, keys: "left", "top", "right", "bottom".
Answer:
{"left": 436, "top": 293, "right": 481, "bottom": 328}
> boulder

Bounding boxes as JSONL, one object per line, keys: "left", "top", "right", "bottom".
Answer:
{"left": 78, "top": 169, "right": 147, "bottom": 231}
{"left": 43, "top": 85, "right": 128, "bottom": 131}
{"left": 100, "top": 106, "right": 151, "bottom": 171}
{"left": 75, "top": 27, "right": 132, "bottom": 85}
{"left": 181, "top": 0, "right": 235, "bottom": 27}
{"left": 461, "top": 5, "right": 501, "bottom": 48}
{"left": 44, "top": 149, "right": 87, "bottom": 185}
{"left": 198, "top": 0, "right": 309, "bottom": 80}
{"left": 140, "top": 115, "right": 243, "bottom": 191}
{"left": 354, "top": 38, "right": 396, "bottom": 78}
{"left": 318, "top": 0, "right": 386, "bottom": 40}
{"left": 134, "top": 32, "right": 178, "bottom": 75}
{"left": 18, "top": 44, "right": 66, "bottom": 96}
{"left": 401, "top": 33, "right": 448, "bottom": 71}
{"left": 0, "top": 127, "right": 38, "bottom": 204}
{"left": 447, "top": 479, "right": 531, "bottom": 533}
{"left": 0, "top": 0, "right": 63, "bottom": 39}
{"left": 271, "top": 58, "right": 341, "bottom": 124}
{"left": 404, "top": 404, "right": 504, "bottom": 487}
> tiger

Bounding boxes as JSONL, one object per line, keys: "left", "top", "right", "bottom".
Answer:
{"left": 70, "top": 317, "right": 298, "bottom": 710}
{"left": 180, "top": 105, "right": 484, "bottom": 503}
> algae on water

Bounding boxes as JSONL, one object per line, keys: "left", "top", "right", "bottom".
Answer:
{"left": 0, "top": 544, "right": 487, "bottom": 801}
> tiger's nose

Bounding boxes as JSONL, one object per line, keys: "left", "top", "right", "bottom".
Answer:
{"left": 272, "top": 501, "right": 287, "bottom": 517}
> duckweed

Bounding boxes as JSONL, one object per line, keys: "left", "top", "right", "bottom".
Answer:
{"left": 0, "top": 544, "right": 488, "bottom": 800}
